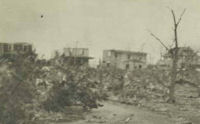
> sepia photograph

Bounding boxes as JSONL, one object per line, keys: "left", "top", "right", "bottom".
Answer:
{"left": 0, "top": 0, "right": 200, "bottom": 124}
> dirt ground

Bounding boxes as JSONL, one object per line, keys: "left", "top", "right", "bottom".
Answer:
{"left": 59, "top": 101, "right": 174, "bottom": 124}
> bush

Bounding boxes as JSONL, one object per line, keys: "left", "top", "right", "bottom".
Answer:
{"left": 42, "top": 66, "right": 104, "bottom": 112}
{"left": 0, "top": 53, "right": 40, "bottom": 124}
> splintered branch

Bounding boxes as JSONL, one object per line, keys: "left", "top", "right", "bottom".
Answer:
{"left": 171, "top": 9, "right": 186, "bottom": 27}
{"left": 149, "top": 31, "right": 169, "bottom": 51}
{"left": 171, "top": 9, "right": 178, "bottom": 47}
{"left": 177, "top": 9, "right": 186, "bottom": 26}
{"left": 171, "top": 9, "right": 186, "bottom": 50}
{"left": 171, "top": 10, "right": 177, "bottom": 27}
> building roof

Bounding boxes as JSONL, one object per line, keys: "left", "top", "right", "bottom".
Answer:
{"left": 13, "top": 42, "right": 32, "bottom": 46}
{"left": 0, "top": 42, "right": 32, "bottom": 46}
{"left": 64, "top": 47, "right": 89, "bottom": 50}
{"left": 106, "top": 49, "right": 147, "bottom": 56}
{"left": 0, "top": 42, "right": 11, "bottom": 45}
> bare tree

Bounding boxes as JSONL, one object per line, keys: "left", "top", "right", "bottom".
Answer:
{"left": 167, "top": 9, "right": 186, "bottom": 103}
{"left": 150, "top": 9, "right": 186, "bottom": 103}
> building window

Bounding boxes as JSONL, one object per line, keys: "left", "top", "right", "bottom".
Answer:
{"left": 24, "top": 46, "right": 27, "bottom": 51}
{"left": 3, "top": 44, "right": 10, "bottom": 52}
{"left": 28, "top": 45, "right": 32, "bottom": 52}
{"left": 139, "top": 65, "right": 142, "bottom": 69}
{"left": 14, "top": 45, "right": 22, "bottom": 51}
{"left": 115, "top": 53, "right": 118, "bottom": 58}
{"left": 128, "top": 54, "right": 131, "bottom": 59}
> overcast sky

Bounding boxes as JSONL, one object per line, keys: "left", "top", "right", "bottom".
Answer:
{"left": 0, "top": 0, "right": 200, "bottom": 65}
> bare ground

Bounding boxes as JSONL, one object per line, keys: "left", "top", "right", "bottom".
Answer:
{"left": 59, "top": 101, "right": 174, "bottom": 124}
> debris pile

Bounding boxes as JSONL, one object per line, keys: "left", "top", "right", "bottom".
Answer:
{"left": 100, "top": 67, "right": 200, "bottom": 123}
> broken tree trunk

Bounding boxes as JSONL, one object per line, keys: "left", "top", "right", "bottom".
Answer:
{"left": 167, "top": 9, "right": 185, "bottom": 103}
{"left": 149, "top": 9, "right": 186, "bottom": 103}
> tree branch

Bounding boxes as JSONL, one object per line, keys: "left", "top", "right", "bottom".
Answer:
{"left": 149, "top": 31, "right": 169, "bottom": 51}
{"left": 171, "top": 9, "right": 179, "bottom": 48}
{"left": 171, "top": 10, "right": 177, "bottom": 27}
{"left": 177, "top": 9, "right": 186, "bottom": 26}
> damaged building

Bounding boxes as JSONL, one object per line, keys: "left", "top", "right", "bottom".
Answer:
{"left": 102, "top": 49, "right": 147, "bottom": 70}
{"left": 62, "top": 48, "right": 93, "bottom": 66}
{"left": 0, "top": 42, "right": 33, "bottom": 57}
{"left": 157, "top": 47, "right": 200, "bottom": 69}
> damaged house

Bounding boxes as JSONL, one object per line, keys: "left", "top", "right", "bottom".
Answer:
{"left": 157, "top": 47, "right": 200, "bottom": 69}
{"left": 62, "top": 48, "right": 93, "bottom": 66}
{"left": 102, "top": 49, "right": 147, "bottom": 70}
{"left": 0, "top": 42, "right": 33, "bottom": 60}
